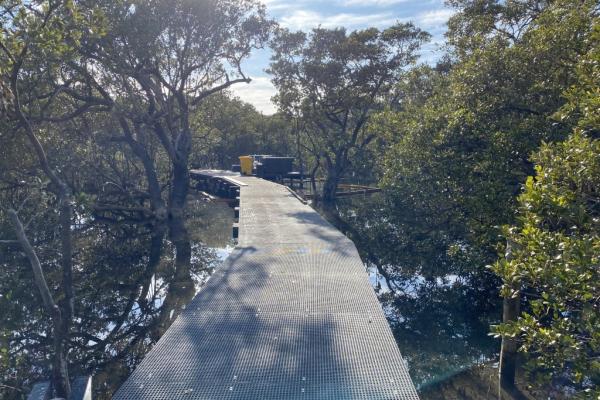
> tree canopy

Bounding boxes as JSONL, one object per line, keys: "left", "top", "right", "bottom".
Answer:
{"left": 1, "top": 0, "right": 599, "bottom": 397}
{"left": 268, "top": 23, "right": 429, "bottom": 204}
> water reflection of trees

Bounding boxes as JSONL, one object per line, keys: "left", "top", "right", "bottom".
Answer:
{"left": 331, "top": 195, "right": 502, "bottom": 389}
{"left": 0, "top": 199, "right": 229, "bottom": 399}
{"left": 382, "top": 278, "right": 500, "bottom": 388}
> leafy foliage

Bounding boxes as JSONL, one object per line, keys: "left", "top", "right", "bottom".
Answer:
{"left": 492, "top": 133, "right": 600, "bottom": 394}
{"left": 191, "top": 93, "right": 295, "bottom": 169}
{"left": 492, "top": 13, "right": 600, "bottom": 394}
{"left": 269, "top": 24, "right": 429, "bottom": 203}
{"left": 362, "top": 0, "right": 597, "bottom": 278}
{"left": 1, "top": 0, "right": 599, "bottom": 397}
{"left": 0, "top": 0, "right": 272, "bottom": 397}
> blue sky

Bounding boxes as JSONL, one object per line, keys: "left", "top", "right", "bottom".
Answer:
{"left": 231, "top": 0, "right": 455, "bottom": 114}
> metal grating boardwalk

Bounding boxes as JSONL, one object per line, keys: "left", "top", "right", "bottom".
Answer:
{"left": 114, "top": 175, "right": 419, "bottom": 399}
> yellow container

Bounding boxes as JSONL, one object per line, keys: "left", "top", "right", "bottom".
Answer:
{"left": 239, "top": 156, "right": 253, "bottom": 176}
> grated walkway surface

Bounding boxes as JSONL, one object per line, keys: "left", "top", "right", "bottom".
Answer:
{"left": 114, "top": 176, "right": 418, "bottom": 399}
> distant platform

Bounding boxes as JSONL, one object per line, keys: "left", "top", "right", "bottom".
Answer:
{"left": 190, "top": 169, "right": 248, "bottom": 187}
{"left": 114, "top": 175, "right": 418, "bottom": 399}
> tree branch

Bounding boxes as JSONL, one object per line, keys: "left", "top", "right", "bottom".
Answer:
{"left": 7, "top": 209, "right": 59, "bottom": 316}
{"left": 191, "top": 76, "right": 251, "bottom": 106}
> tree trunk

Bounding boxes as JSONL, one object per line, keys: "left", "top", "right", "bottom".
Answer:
{"left": 168, "top": 158, "right": 193, "bottom": 287}
{"left": 294, "top": 119, "right": 304, "bottom": 188}
{"left": 8, "top": 209, "right": 71, "bottom": 398}
{"left": 322, "top": 169, "right": 339, "bottom": 205}
{"left": 164, "top": 144, "right": 194, "bottom": 335}
{"left": 499, "top": 294, "right": 520, "bottom": 396}
{"left": 138, "top": 223, "right": 168, "bottom": 313}
{"left": 52, "top": 322, "right": 71, "bottom": 398}
{"left": 10, "top": 68, "right": 74, "bottom": 397}
{"left": 58, "top": 193, "right": 74, "bottom": 325}
{"left": 136, "top": 146, "right": 167, "bottom": 220}
{"left": 121, "top": 121, "right": 167, "bottom": 220}
{"left": 322, "top": 149, "right": 347, "bottom": 206}
{"left": 308, "top": 157, "right": 320, "bottom": 202}
{"left": 154, "top": 211, "right": 194, "bottom": 341}
{"left": 170, "top": 157, "right": 190, "bottom": 213}
{"left": 499, "top": 238, "right": 521, "bottom": 399}
{"left": 168, "top": 206, "right": 192, "bottom": 303}
{"left": 55, "top": 191, "right": 73, "bottom": 399}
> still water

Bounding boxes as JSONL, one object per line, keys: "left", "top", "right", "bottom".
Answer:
{"left": 1, "top": 191, "right": 498, "bottom": 398}
{"left": 185, "top": 194, "right": 500, "bottom": 392}
{"left": 90, "top": 194, "right": 238, "bottom": 397}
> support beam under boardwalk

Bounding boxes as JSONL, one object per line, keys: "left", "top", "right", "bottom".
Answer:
{"left": 114, "top": 174, "right": 418, "bottom": 399}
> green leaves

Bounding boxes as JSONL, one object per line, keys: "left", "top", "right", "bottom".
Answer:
{"left": 556, "top": 19, "right": 600, "bottom": 134}
{"left": 494, "top": 133, "right": 600, "bottom": 394}
{"left": 1, "top": 1, "right": 105, "bottom": 66}
{"left": 268, "top": 22, "right": 430, "bottom": 202}
{"left": 370, "top": 1, "right": 599, "bottom": 393}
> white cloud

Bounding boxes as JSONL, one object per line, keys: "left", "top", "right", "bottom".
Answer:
{"left": 230, "top": 76, "right": 278, "bottom": 115}
{"left": 413, "top": 8, "right": 454, "bottom": 29}
{"left": 340, "top": 0, "right": 411, "bottom": 6}
{"left": 232, "top": 3, "right": 455, "bottom": 114}
{"left": 261, "top": 0, "right": 319, "bottom": 12}
{"left": 261, "top": 0, "right": 295, "bottom": 11}
{"left": 280, "top": 9, "right": 396, "bottom": 30}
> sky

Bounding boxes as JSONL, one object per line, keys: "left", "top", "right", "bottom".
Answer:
{"left": 230, "top": 0, "right": 455, "bottom": 115}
